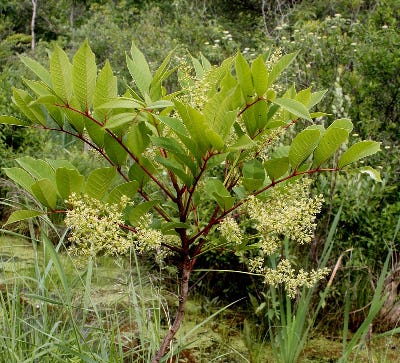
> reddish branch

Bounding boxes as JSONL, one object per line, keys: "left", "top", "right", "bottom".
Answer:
{"left": 55, "top": 103, "right": 177, "bottom": 202}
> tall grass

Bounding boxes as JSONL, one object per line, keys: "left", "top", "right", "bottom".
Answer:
{"left": 0, "top": 225, "right": 169, "bottom": 362}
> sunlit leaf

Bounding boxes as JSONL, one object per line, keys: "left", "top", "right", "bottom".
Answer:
{"left": 338, "top": 141, "right": 381, "bottom": 168}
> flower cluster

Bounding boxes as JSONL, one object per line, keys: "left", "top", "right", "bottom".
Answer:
{"left": 244, "top": 178, "right": 327, "bottom": 297}
{"left": 134, "top": 214, "right": 163, "bottom": 253}
{"left": 246, "top": 178, "right": 324, "bottom": 255}
{"left": 218, "top": 216, "right": 243, "bottom": 244}
{"left": 65, "top": 193, "right": 133, "bottom": 256}
{"left": 252, "top": 259, "right": 330, "bottom": 298}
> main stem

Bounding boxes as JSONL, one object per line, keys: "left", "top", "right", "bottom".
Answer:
{"left": 151, "top": 257, "right": 192, "bottom": 363}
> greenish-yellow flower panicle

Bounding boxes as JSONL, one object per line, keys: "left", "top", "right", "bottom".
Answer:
{"left": 218, "top": 216, "right": 243, "bottom": 244}
{"left": 65, "top": 193, "right": 133, "bottom": 256}
{"left": 246, "top": 178, "right": 327, "bottom": 298}
{"left": 264, "top": 259, "right": 329, "bottom": 298}
{"left": 247, "top": 178, "right": 324, "bottom": 253}
{"left": 65, "top": 194, "right": 167, "bottom": 257}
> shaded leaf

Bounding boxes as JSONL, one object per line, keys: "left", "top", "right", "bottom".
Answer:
{"left": 20, "top": 56, "right": 52, "bottom": 86}
{"left": 104, "top": 133, "right": 128, "bottom": 166}
{"left": 205, "top": 179, "right": 235, "bottom": 210}
{"left": 0, "top": 115, "right": 29, "bottom": 126}
{"left": 4, "top": 210, "right": 44, "bottom": 226}
{"left": 56, "top": 168, "right": 84, "bottom": 200}
{"left": 264, "top": 157, "right": 289, "bottom": 180}
{"left": 31, "top": 179, "right": 58, "bottom": 209}
{"left": 128, "top": 200, "right": 159, "bottom": 225}
{"left": 4, "top": 167, "right": 35, "bottom": 192}
{"left": 84, "top": 167, "right": 117, "bottom": 200}
{"left": 106, "top": 181, "right": 139, "bottom": 206}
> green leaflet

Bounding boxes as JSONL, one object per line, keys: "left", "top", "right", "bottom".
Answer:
{"left": 126, "top": 122, "right": 151, "bottom": 156}
{"left": 328, "top": 118, "right": 353, "bottom": 132}
{"left": 64, "top": 96, "right": 86, "bottom": 133}
{"left": 295, "top": 87, "right": 311, "bottom": 106}
{"left": 200, "top": 53, "right": 212, "bottom": 71}
{"left": 0, "top": 115, "right": 29, "bottom": 126}
{"left": 191, "top": 56, "right": 204, "bottom": 79}
{"left": 358, "top": 166, "right": 382, "bottom": 182}
{"left": 72, "top": 39, "right": 97, "bottom": 111}
{"left": 313, "top": 127, "right": 349, "bottom": 167}
{"left": 264, "top": 157, "right": 289, "bottom": 180}
{"left": 12, "top": 88, "right": 46, "bottom": 125}
{"left": 55, "top": 168, "right": 85, "bottom": 200}
{"left": 338, "top": 141, "right": 381, "bottom": 168}
{"left": 84, "top": 167, "right": 117, "bottom": 200}
{"left": 150, "top": 48, "right": 175, "bottom": 100}
{"left": 85, "top": 118, "right": 105, "bottom": 147}
{"left": 46, "top": 159, "right": 77, "bottom": 170}
{"left": 235, "top": 52, "right": 254, "bottom": 101}
{"left": 253, "top": 100, "right": 269, "bottom": 130}
{"left": 146, "top": 100, "right": 174, "bottom": 109}
{"left": 174, "top": 100, "right": 224, "bottom": 153}
{"left": 104, "top": 133, "right": 128, "bottom": 166}
{"left": 20, "top": 56, "right": 52, "bottom": 86}
{"left": 3, "top": 210, "right": 45, "bottom": 226}
{"left": 251, "top": 55, "right": 269, "bottom": 97}
{"left": 242, "top": 159, "right": 265, "bottom": 191}
{"left": 96, "top": 97, "right": 143, "bottom": 110}
{"left": 16, "top": 156, "right": 55, "bottom": 184}
{"left": 241, "top": 106, "right": 258, "bottom": 137}
{"left": 127, "top": 200, "right": 160, "bottom": 226}
{"left": 105, "top": 112, "right": 136, "bottom": 129}
{"left": 273, "top": 97, "right": 312, "bottom": 121}
{"left": 205, "top": 179, "right": 235, "bottom": 211}
{"left": 4, "top": 167, "right": 35, "bottom": 192}
{"left": 228, "top": 134, "right": 256, "bottom": 151}
{"left": 50, "top": 45, "right": 73, "bottom": 103}
{"left": 93, "top": 60, "right": 118, "bottom": 123}
{"left": 128, "top": 157, "right": 156, "bottom": 188}
{"left": 155, "top": 115, "right": 188, "bottom": 136}
{"left": 203, "top": 88, "right": 237, "bottom": 140}
{"left": 151, "top": 136, "right": 197, "bottom": 176}
{"left": 126, "top": 42, "right": 153, "bottom": 98}
{"left": 106, "top": 181, "right": 139, "bottom": 206}
{"left": 23, "top": 78, "right": 53, "bottom": 97}
{"left": 308, "top": 89, "right": 327, "bottom": 108}
{"left": 267, "top": 51, "right": 298, "bottom": 87}
{"left": 289, "top": 129, "right": 321, "bottom": 168}
{"left": 155, "top": 156, "right": 193, "bottom": 187}
{"left": 31, "top": 179, "right": 58, "bottom": 210}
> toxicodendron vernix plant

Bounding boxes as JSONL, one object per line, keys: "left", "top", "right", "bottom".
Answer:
{"left": 0, "top": 40, "right": 381, "bottom": 362}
